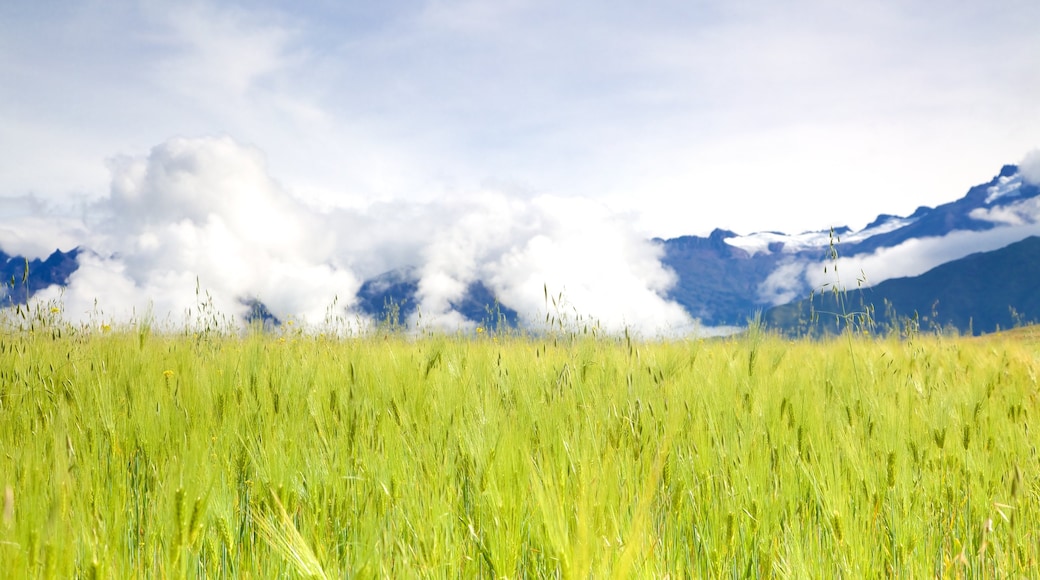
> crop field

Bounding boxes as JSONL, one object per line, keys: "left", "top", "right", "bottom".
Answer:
{"left": 1, "top": 311, "right": 1039, "bottom": 577}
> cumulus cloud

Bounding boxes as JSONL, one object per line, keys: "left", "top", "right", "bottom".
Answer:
{"left": 1020, "top": 149, "right": 1040, "bottom": 185}
{"left": 34, "top": 136, "right": 361, "bottom": 327}
{"left": 26, "top": 136, "right": 693, "bottom": 335}
{"left": 400, "top": 194, "right": 694, "bottom": 333}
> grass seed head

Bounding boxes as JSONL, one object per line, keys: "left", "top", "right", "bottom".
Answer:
{"left": 3, "top": 485, "right": 12, "bottom": 527}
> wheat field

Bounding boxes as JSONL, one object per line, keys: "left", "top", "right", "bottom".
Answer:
{"left": 1, "top": 308, "right": 1038, "bottom": 577}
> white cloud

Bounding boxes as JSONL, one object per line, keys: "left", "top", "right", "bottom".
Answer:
{"left": 484, "top": 197, "right": 693, "bottom": 335}
{"left": 148, "top": 3, "right": 301, "bottom": 105}
{"left": 392, "top": 193, "right": 694, "bottom": 334}
{"left": 25, "top": 136, "right": 693, "bottom": 335}
{"left": 1021, "top": 149, "right": 1040, "bottom": 185}
{"left": 758, "top": 261, "right": 811, "bottom": 306}
{"left": 36, "top": 136, "right": 361, "bottom": 327}
{"left": 969, "top": 195, "right": 1040, "bottom": 226}
{"left": 324, "top": 186, "right": 696, "bottom": 335}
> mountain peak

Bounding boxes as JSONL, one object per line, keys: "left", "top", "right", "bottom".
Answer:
{"left": 864, "top": 214, "right": 901, "bottom": 230}
{"left": 709, "top": 228, "right": 738, "bottom": 240}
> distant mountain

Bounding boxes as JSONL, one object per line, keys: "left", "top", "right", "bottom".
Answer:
{"left": 656, "top": 229, "right": 787, "bottom": 326}
{"left": 834, "top": 165, "right": 1031, "bottom": 255}
{"left": 354, "top": 267, "right": 419, "bottom": 325}
{"left": 762, "top": 235, "right": 1040, "bottom": 336}
{"left": 3, "top": 164, "right": 1039, "bottom": 334}
{"left": 658, "top": 164, "right": 1040, "bottom": 326}
{"left": 1, "top": 247, "right": 79, "bottom": 307}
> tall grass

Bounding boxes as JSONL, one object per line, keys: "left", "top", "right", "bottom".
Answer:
{"left": 1, "top": 307, "right": 1038, "bottom": 576}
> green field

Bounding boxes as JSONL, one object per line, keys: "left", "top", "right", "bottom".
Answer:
{"left": 1, "top": 313, "right": 1039, "bottom": 577}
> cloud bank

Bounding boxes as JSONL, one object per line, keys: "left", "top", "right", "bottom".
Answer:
{"left": 25, "top": 136, "right": 693, "bottom": 335}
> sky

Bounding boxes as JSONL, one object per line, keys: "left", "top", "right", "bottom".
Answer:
{"left": 1, "top": 0, "right": 1039, "bottom": 331}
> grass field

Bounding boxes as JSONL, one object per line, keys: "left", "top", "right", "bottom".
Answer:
{"left": 1, "top": 310, "right": 1039, "bottom": 577}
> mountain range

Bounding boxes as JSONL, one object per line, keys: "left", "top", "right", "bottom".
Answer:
{"left": 664, "top": 164, "right": 1040, "bottom": 332}
{"left": 4, "top": 164, "right": 1040, "bottom": 335}
{"left": 352, "top": 163, "right": 1040, "bottom": 334}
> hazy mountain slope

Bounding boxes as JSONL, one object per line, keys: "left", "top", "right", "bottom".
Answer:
{"left": 763, "top": 235, "right": 1040, "bottom": 335}
{"left": 657, "top": 229, "right": 785, "bottom": 326}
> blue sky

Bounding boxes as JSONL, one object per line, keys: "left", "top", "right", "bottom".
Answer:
{"left": 3, "top": 0, "right": 1038, "bottom": 237}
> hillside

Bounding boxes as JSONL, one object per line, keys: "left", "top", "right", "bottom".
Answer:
{"left": 763, "top": 236, "right": 1040, "bottom": 335}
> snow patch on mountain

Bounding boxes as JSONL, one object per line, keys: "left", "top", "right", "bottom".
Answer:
{"left": 724, "top": 215, "right": 916, "bottom": 257}
{"left": 723, "top": 231, "right": 826, "bottom": 256}
{"left": 840, "top": 217, "right": 917, "bottom": 244}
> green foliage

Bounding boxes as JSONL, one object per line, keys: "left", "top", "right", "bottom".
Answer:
{"left": 1, "top": 311, "right": 1039, "bottom": 577}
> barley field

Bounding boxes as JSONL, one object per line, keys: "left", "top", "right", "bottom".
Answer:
{"left": 1, "top": 310, "right": 1039, "bottom": 577}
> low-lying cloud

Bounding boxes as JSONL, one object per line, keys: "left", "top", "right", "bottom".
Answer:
{"left": 758, "top": 223, "right": 1040, "bottom": 306}
{"left": 408, "top": 195, "right": 692, "bottom": 332}
{"left": 34, "top": 137, "right": 360, "bottom": 327}
{"left": 23, "top": 136, "right": 693, "bottom": 335}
